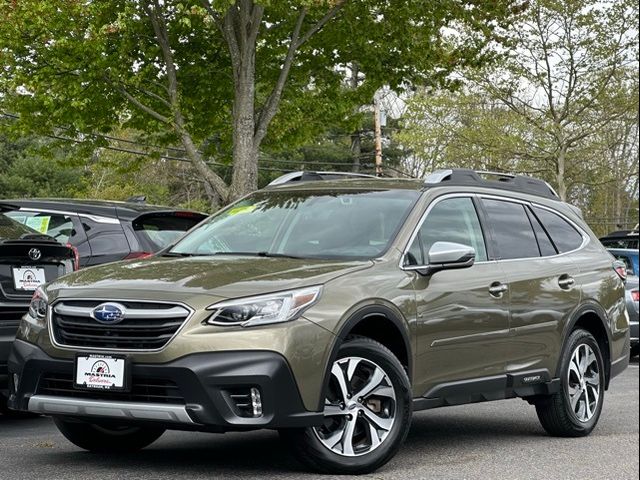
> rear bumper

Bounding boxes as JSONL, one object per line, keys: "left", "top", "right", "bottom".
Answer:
{"left": 0, "top": 305, "right": 25, "bottom": 393}
{"left": 630, "top": 320, "right": 639, "bottom": 347}
{"left": 8, "top": 339, "right": 323, "bottom": 431}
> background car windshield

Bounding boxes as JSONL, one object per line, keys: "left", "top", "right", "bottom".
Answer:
{"left": 170, "top": 190, "right": 419, "bottom": 259}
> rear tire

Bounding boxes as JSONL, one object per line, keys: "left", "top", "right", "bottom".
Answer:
{"left": 281, "top": 336, "right": 412, "bottom": 475}
{"left": 535, "top": 329, "right": 605, "bottom": 437}
{"left": 53, "top": 418, "right": 165, "bottom": 452}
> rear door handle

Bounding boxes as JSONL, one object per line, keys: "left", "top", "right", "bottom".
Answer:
{"left": 558, "top": 275, "right": 575, "bottom": 289}
{"left": 489, "top": 282, "right": 509, "bottom": 297}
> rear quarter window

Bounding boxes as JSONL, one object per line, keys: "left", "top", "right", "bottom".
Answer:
{"left": 133, "top": 214, "right": 204, "bottom": 251}
{"left": 531, "top": 207, "right": 584, "bottom": 253}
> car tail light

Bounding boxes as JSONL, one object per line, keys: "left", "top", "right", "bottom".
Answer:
{"left": 66, "top": 243, "right": 80, "bottom": 271}
{"left": 613, "top": 261, "right": 627, "bottom": 281}
{"left": 632, "top": 290, "right": 639, "bottom": 303}
{"left": 125, "top": 251, "right": 154, "bottom": 260}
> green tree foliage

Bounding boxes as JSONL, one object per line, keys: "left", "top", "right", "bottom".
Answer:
{"left": 0, "top": 136, "right": 86, "bottom": 198}
{"left": 0, "top": 0, "right": 523, "bottom": 207}
{"left": 398, "top": 0, "right": 639, "bottom": 232}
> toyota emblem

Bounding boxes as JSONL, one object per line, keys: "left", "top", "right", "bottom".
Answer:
{"left": 28, "top": 248, "right": 42, "bottom": 261}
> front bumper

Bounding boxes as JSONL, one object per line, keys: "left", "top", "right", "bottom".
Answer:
{"left": 8, "top": 339, "right": 322, "bottom": 431}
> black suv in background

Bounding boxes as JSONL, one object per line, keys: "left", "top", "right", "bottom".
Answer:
{"left": 600, "top": 227, "right": 639, "bottom": 250}
{"left": 1, "top": 206, "right": 76, "bottom": 412}
{"left": 1, "top": 199, "right": 207, "bottom": 267}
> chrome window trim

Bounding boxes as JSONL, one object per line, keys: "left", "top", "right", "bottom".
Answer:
{"left": 14, "top": 207, "right": 121, "bottom": 225}
{"left": 399, "top": 192, "right": 591, "bottom": 270}
{"left": 15, "top": 207, "right": 79, "bottom": 217}
{"left": 48, "top": 298, "right": 194, "bottom": 353}
{"left": 79, "top": 213, "right": 121, "bottom": 225}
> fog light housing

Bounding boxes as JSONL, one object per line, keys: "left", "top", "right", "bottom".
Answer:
{"left": 250, "top": 387, "right": 263, "bottom": 417}
{"left": 12, "top": 373, "right": 20, "bottom": 392}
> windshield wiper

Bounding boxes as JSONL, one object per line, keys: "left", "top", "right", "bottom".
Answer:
{"left": 255, "top": 251, "right": 305, "bottom": 260}
{"left": 163, "top": 251, "right": 305, "bottom": 259}
{"left": 161, "top": 251, "right": 201, "bottom": 257}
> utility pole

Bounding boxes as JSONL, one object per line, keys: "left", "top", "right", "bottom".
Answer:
{"left": 373, "top": 100, "right": 383, "bottom": 176}
{"left": 350, "top": 63, "right": 361, "bottom": 173}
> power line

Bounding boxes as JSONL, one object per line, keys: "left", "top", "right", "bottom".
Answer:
{"left": 1, "top": 111, "right": 413, "bottom": 176}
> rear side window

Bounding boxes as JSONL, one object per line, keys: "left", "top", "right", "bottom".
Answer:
{"left": 5, "top": 211, "right": 75, "bottom": 243}
{"left": 410, "top": 197, "right": 488, "bottom": 263}
{"left": 133, "top": 214, "right": 204, "bottom": 251}
{"left": 0, "top": 213, "right": 35, "bottom": 239}
{"left": 482, "top": 199, "right": 539, "bottom": 260}
{"left": 532, "top": 207, "right": 584, "bottom": 253}
{"left": 601, "top": 237, "right": 639, "bottom": 249}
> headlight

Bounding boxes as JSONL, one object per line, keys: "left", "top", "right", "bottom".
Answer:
{"left": 28, "top": 286, "right": 48, "bottom": 321}
{"left": 205, "top": 286, "right": 322, "bottom": 328}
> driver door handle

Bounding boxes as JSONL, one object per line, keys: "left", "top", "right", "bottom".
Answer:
{"left": 489, "top": 282, "right": 508, "bottom": 297}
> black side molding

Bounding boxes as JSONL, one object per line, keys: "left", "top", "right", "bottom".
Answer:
{"left": 413, "top": 370, "right": 560, "bottom": 411}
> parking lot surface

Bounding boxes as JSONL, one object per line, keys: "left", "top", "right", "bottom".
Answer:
{"left": 1, "top": 359, "right": 637, "bottom": 480}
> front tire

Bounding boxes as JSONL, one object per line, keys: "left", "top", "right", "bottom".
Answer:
{"left": 535, "top": 329, "right": 605, "bottom": 437}
{"left": 53, "top": 418, "right": 165, "bottom": 452}
{"left": 281, "top": 336, "right": 412, "bottom": 475}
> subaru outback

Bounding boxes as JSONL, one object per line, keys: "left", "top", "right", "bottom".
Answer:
{"left": 6, "top": 169, "right": 630, "bottom": 474}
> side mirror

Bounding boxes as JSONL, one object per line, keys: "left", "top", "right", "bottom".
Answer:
{"left": 405, "top": 241, "right": 476, "bottom": 276}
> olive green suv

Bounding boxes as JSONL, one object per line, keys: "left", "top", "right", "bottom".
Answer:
{"left": 7, "top": 169, "right": 630, "bottom": 474}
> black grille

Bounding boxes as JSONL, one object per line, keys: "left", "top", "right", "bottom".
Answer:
{"left": 37, "top": 372, "right": 186, "bottom": 404}
{"left": 0, "top": 306, "right": 27, "bottom": 326}
{"left": 51, "top": 300, "right": 190, "bottom": 350}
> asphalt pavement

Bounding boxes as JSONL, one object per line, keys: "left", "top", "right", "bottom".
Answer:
{"left": 1, "top": 358, "right": 637, "bottom": 480}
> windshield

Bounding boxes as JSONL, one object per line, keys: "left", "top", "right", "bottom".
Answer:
{"left": 170, "top": 189, "right": 420, "bottom": 260}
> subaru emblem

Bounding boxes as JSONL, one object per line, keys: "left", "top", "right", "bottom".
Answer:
{"left": 91, "top": 303, "right": 127, "bottom": 324}
{"left": 28, "top": 248, "right": 42, "bottom": 261}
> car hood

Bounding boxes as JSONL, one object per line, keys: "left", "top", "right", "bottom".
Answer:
{"left": 46, "top": 255, "right": 373, "bottom": 307}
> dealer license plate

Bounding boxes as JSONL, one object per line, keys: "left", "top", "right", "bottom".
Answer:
{"left": 12, "top": 267, "right": 46, "bottom": 291}
{"left": 75, "top": 354, "right": 127, "bottom": 391}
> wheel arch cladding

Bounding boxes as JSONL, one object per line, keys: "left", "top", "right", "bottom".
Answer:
{"left": 561, "top": 305, "right": 612, "bottom": 389}
{"left": 317, "top": 305, "right": 412, "bottom": 411}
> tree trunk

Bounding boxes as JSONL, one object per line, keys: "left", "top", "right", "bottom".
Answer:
{"left": 556, "top": 147, "right": 567, "bottom": 201}
{"left": 224, "top": 1, "right": 261, "bottom": 202}
{"left": 349, "top": 63, "right": 361, "bottom": 172}
{"left": 229, "top": 65, "right": 259, "bottom": 200}
{"left": 350, "top": 132, "right": 361, "bottom": 172}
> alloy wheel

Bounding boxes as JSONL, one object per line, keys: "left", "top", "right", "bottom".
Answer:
{"left": 313, "top": 356, "right": 397, "bottom": 457}
{"left": 567, "top": 343, "right": 600, "bottom": 423}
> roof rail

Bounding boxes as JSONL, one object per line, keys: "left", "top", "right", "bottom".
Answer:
{"left": 268, "top": 170, "right": 377, "bottom": 187}
{"left": 424, "top": 168, "right": 559, "bottom": 200}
